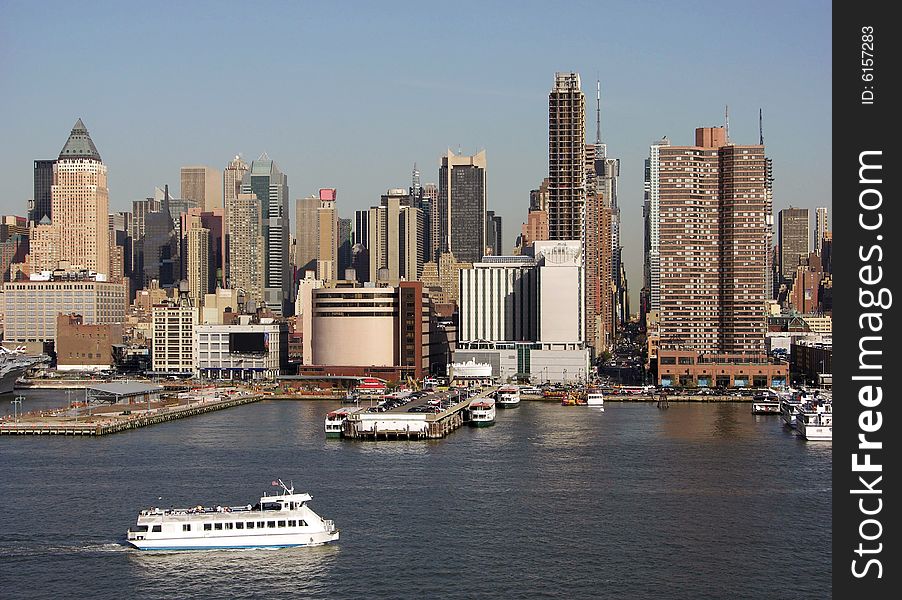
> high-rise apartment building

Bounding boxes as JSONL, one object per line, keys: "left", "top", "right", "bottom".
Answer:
{"left": 814, "top": 206, "right": 829, "bottom": 256}
{"left": 223, "top": 155, "right": 249, "bottom": 213}
{"left": 353, "top": 210, "right": 369, "bottom": 247}
{"left": 241, "top": 155, "right": 290, "bottom": 315}
{"left": 228, "top": 193, "right": 265, "bottom": 303}
{"left": 30, "top": 160, "right": 55, "bottom": 225}
{"left": 437, "top": 150, "right": 486, "bottom": 263}
{"left": 28, "top": 120, "right": 109, "bottom": 277}
{"left": 652, "top": 127, "right": 771, "bottom": 355}
{"left": 181, "top": 166, "right": 223, "bottom": 212}
{"left": 778, "top": 207, "right": 810, "bottom": 282}
{"left": 185, "top": 218, "right": 210, "bottom": 306}
{"left": 151, "top": 296, "right": 196, "bottom": 375}
{"left": 643, "top": 137, "right": 670, "bottom": 313}
{"left": 548, "top": 73, "right": 585, "bottom": 241}
{"left": 337, "top": 218, "right": 352, "bottom": 278}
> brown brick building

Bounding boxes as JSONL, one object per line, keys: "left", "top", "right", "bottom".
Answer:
{"left": 56, "top": 313, "right": 122, "bottom": 371}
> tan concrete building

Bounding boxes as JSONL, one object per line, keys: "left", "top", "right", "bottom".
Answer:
{"left": 367, "top": 190, "right": 423, "bottom": 285}
{"left": 317, "top": 189, "right": 338, "bottom": 282}
{"left": 56, "top": 313, "right": 122, "bottom": 371}
{"left": 28, "top": 120, "right": 109, "bottom": 277}
{"left": 227, "top": 193, "right": 264, "bottom": 303}
{"left": 151, "top": 297, "right": 197, "bottom": 375}
{"left": 2, "top": 272, "right": 127, "bottom": 344}
{"left": 295, "top": 195, "right": 319, "bottom": 276}
{"left": 185, "top": 217, "right": 210, "bottom": 306}
{"left": 181, "top": 166, "right": 223, "bottom": 212}
{"left": 223, "top": 156, "right": 249, "bottom": 217}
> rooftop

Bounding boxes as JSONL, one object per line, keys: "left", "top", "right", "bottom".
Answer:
{"left": 58, "top": 118, "right": 101, "bottom": 161}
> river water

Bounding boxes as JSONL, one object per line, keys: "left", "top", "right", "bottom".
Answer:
{"left": 0, "top": 390, "right": 831, "bottom": 599}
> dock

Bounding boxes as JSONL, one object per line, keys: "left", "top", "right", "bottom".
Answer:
{"left": 0, "top": 392, "right": 261, "bottom": 436}
{"left": 343, "top": 388, "right": 494, "bottom": 440}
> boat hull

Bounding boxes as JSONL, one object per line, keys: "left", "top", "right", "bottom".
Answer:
{"left": 127, "top": 530, "right": 339, "bottom": 551}
{"left": 470, "top": 420, "right": 495, "bottom": 427}
{"left": 324, "top": 431, "right": 342, "bottom": 439}
{"left": 496, "top": 401, "right": 520, "bottom": 408}
{"left": 798, "top": 424, "right": 832, "bottom": 441}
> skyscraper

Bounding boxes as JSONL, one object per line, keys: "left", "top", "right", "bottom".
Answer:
{"left": 317, "top": 188, "right": 338, "bottom": 282}
{"left": 181, "top": 166, "right": 223, "bottom": 212}
{"left": 228, "top": 193, "right": 264, "bottom": 302}
{"left": 223, "top": 155, "right": 249, "bottom": 212}
{"left": 241, "top": 155, "right": 290, "bottom": 315}
{"left": 653, "top": 127, "right": 771, "bottom": 355}
{"left": 548, "top": 72, "right": 585, "bottom": 241}
{"left": 485, "top": 211, "right": 502, "bottom": 256}
{"left": 30, "top": 160, "right": 55, "bottom": 225}
{"left": 643, "top": 136, "right": 670, "bottom": 314}
{"left": 437, "top": 150, "right": 486, "bottom": 263}
{"left": 814, "top": 206, "right": 829, "bottom": 256}
{"left": 778, "top": 207, "right": 810, "bottom": 283}
{"left": 295, "top": 195, "right": 319, "bottom": 276}
{"left": 337, "top": 218, "right": 351, "bottom": 278}
{"left": 367, "top": 189, "right": 422, "bottom": 284}
{"left": 28, "top": 119, "right": 109, "bottom": 276}
{"left": 353, "top": 209, "right": 369, "bottom": 247}
{"left": 185, "top": 216, "right": 210, "bottom": 306}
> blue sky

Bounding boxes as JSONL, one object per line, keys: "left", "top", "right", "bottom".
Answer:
{"left": 0, "top": 0, "right": 831, "bottom": 306}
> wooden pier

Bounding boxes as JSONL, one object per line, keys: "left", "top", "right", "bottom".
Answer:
{"left": 0, "top": 394, "right": 261, "bottom": 437}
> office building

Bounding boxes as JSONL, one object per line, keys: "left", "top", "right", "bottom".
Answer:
{"left": 317, "top": 189, "right": 338, "bottom": 282}
{"left": 195, "top": 316, "right": 288, "bottom": 380}
{"left": 241, "top": 155, "right": 290, "bottom": 315}
{"left": 295, "top": 195, "right": 320, "bottom": 276}
{"left": 151, "top": 295, "right": 196, "bottom": 376}
{"left": 140, "top": 187, "right": 180, "bottom": 288}
{"left": 55, "top": 313, "right": 122, "bottom": 371}
{"left": 2, "top": 271, "right": 127, "bottom": 345}
{"left": 27, "top": 119, "right": 109, "bottom": 276}
{"left": 337, "top": 218, "right": 352, "bottom": 277}
{"left": 485, "top": 211, "right": 502, "bottom": 256}
{"left": 353, "top": 209, "right": 369, "bottom": 247}
{"left": 778, "top": 207, "right": 810, "bottom": 282}
{"left": 548, "top": 73, "right": 585, "bottom": 241}
{"left": 184, "top": 216, "right": 210, "bottom": 306}
{"left": 30, "top": 160, "right": 55, "bottom": 225}
{"left": 367, "top": 189, "right": 423, "bottom": 284}
{"left": 180, "top": 166, "right": 223, "bottom": 212}
{"left": 458, "top": 256, "right": 538, "bottom": 342}
{"left": 814, "top": 206, "right": 829, "bottom": 256}
{"left": 437, "top": 150, "right": 486, "bottom": 263}
{"left": 223, "top": 155, "right": 249, "bottom": 213}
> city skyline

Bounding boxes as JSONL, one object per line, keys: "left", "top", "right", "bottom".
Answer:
{"left": 0, "top": 1, "right": 832, "bottom": 308}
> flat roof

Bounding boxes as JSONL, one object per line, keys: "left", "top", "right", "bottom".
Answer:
{"left": 86, "top": 382, "right": 164, "bottom": 397}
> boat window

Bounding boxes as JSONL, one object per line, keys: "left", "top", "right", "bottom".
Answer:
{"left": 182, "top": 524, "right": 191, "bottom": 532}
{"left": 225, "top": 523, "right": 233, "bottom": 530}
{"left": 152, "top": 525, "right": 162, "bottom": 533}
{"left": 214, "top": 523, "right": 223, "bottom": 530}
{"left": 246, "top": 522, "right": 254, "bottom": 529}
{"left": 267, "top": 521, "right": 276, "bottom": 528}
{"left": 299, "top": 520, "right": 308, "bottom": 527}
{"left": 133, "top": 525, "right": 148, "bottom": 532}
{"left": 257, "top": 521, "right": 265, "bottom": 528}
{"left": 288, "top": 520, "right": 297, "bottom": 527}
{"left": 261, "top": 502, "right": 280, "bottom": 511}
{"left": 204, "top": 524, "right": 212, "bottom": 531}
{"left": 278, "top": 520, "right": 286, "bottom": 527}
{"left": 236, "top": 522, "right": 244, "bottom": 529}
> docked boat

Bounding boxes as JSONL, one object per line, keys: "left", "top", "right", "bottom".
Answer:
{"left": 325, "top": 407, "right": 363, "bottom": 438}
{"left": 797, "top": 403, "right": 832, "bottom": 441}
{"left": 751, "top": 394, "right": 780, "bottom": 414}
{"left": 126, "top": 480, "right": 339, "bottom": 550}
{"left": 469, "top": 398, "right": 496, "bottom": 427}
{"left": 496, "top": 386, "right": 521, "bottom": 408}
{"left": 586, "top": 391, "right": 604, "bottom": 407}
{"left": 780, "top": 397, "right": 804, "bottom": 428}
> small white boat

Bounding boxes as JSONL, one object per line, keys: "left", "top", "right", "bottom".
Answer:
{"left": 469, "top": 398, "right": 496, "bottom": 427}
{"left": 496, "top": 386, "right": 521, "bottom": 408}
{"left": 324, "top": 406, "right": 363, "bottom": 438}
{"left": 586, "top": 391, "right": 604, "bottom": 407}
{"left": 751, "top": 394, "right": 780, "bottom": 414}
{"left": 126, "top": 480, "right": 339, "bottom": 550}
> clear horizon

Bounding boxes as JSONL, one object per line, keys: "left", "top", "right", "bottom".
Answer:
{"left": 0, "top": 0, "right": 832, "bottom": 307}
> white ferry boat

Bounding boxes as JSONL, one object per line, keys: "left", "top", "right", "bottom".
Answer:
{"left": 496, "top": 386, "right": 521, "bottom": 408}
{"left": 780, "top": 397, "right": 804, "bottom": 428}
{"left": 797, "top": 403, "right": 832, "bottom": 441}
{"left": 469, "top": 398, "right": 496, "bottom": 427}
{"left": 126, "top": 480, "right": 339, "bottom": 550}
{"left": 586, "top": 391, "right": 605, "bottom": 407}
{"left": 751, "top": 394, "right": 780, "bottom": 415}
{"left": 324, "top": 406, "right": 363, "bottom": 438}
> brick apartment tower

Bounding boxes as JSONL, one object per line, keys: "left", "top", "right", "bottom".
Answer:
{"left": 548, "top": 73, "right": 585, "bottom": 241}
{"left": 657, "top": 127, "right": 770, "bottom": 355}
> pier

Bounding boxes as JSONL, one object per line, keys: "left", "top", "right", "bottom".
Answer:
{"left": 343, "top": 388, "right": 493, "bottom": 440}
{"left": 0, "top": 391, "right": 261, "bottom": 436}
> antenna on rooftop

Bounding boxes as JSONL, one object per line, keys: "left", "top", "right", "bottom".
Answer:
{"left": 759, "top": 108, "right": 764, "bottom": 145}
{"left": 724, "top": 104, "right": 730, "bottom": 144}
